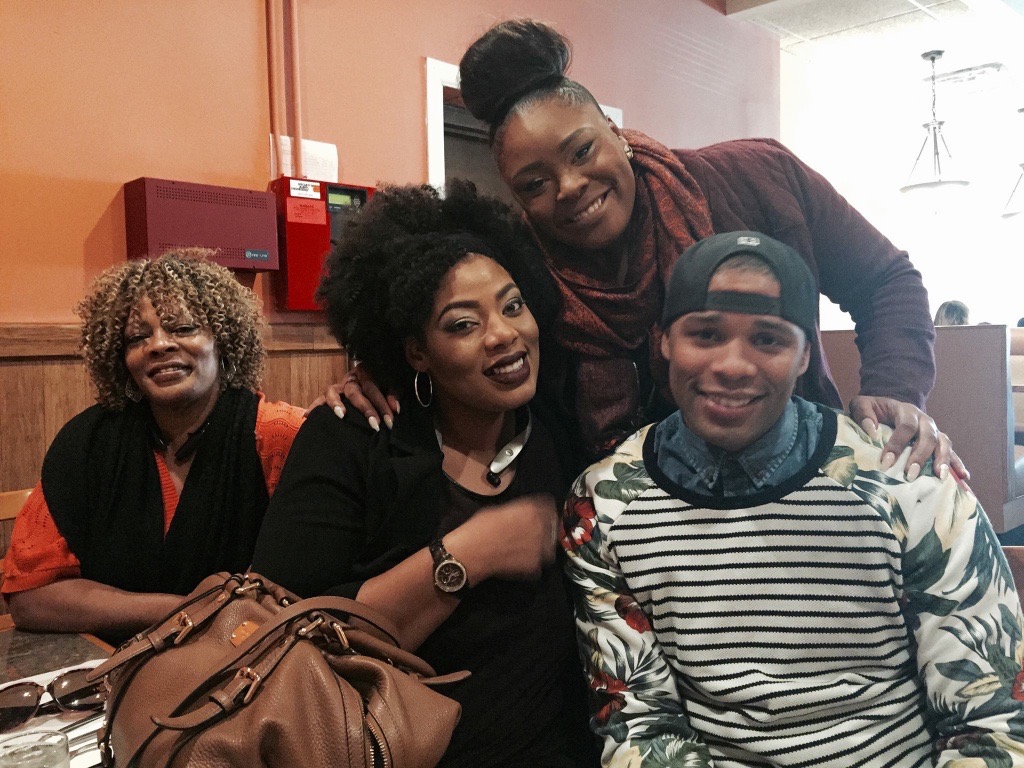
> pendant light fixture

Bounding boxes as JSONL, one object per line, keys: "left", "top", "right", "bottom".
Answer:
{"left": 1003, "top": 164, "right": 1024, "bottom": 217}
{"left": 900, "top": 50, "right": 970, "bottom": 193}
{"left": 1002, "top": 108, "right": 1024, "bottom": 218}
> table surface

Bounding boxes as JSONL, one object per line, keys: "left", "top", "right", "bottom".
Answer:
{"left": 0, "top": 615, "right": 111, "bottom": 685}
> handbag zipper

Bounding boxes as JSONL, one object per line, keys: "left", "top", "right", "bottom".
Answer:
{"left": 366, "top": 715, "right": 390, "bottom": 768}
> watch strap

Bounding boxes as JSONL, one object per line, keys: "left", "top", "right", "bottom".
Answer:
{"left": 429, "top": 537, "right": 470, "bottom": 597}
{"left": 429, "top": 537, "right": 448, "bottom": 565}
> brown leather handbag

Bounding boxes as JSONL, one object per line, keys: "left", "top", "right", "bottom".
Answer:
{"left": 87, "top": 572, "right": 465, "bottom": 768}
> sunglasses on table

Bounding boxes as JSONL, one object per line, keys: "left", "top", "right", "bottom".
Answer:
{"left": 0, "top": 667, "right": 106, "bottom": 733}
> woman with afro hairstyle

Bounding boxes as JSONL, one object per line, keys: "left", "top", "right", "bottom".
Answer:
{"left": 2, "top": 250, "right": 304, "bottom": 642}
{"left": 339, "top": 19, "right": 968, "bottom": 487}
{"left": 252, "top": 181, "right": 597, "bottom": 768}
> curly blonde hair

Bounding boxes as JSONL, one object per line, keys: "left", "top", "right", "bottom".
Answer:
{"left": 77, "top": 249, "right": 266, "bottom": 410}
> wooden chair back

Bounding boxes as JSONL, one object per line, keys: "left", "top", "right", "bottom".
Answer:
{"left": 0, "top": 489, "right": 30, "bottom": 522}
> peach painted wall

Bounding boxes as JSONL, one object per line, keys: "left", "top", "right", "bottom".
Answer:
{"left": 0, "top": 0, "right": 778, "bottom": 324}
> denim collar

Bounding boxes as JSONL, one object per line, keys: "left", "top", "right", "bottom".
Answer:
{"left": 653, "top": 396, "right": 822, "bottom": 497}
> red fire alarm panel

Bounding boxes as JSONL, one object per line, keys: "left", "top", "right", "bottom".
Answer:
{"left": 124, "top": 177, "right": 278, "bottom": 271}
{"left": 269, "top": 176, "right": 374, "bottom": 311}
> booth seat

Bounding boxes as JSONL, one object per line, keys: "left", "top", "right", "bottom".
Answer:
{"left": 1012, "top": 327, "right": 1024, "bottom": 445}
{"left": 821, "top": 325, "right": 1024, "bottom": 534}
{"left": 1011, "top": 329, "right": 1024, "bottom": 523}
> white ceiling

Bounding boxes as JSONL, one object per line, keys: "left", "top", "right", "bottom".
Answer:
{"left": 726, "top": 0, "right": 973, "bottom": 53}
{"left": 726, "top": 0, "right": 1024, "bottom": 330}
{"left": 726, "top": 0, "right": 1024, "bottom": 101}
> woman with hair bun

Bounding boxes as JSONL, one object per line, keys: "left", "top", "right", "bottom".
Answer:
{"left": 341, "top": 19, "right": 966, "bottom": 485}
{"left": 252, "top": 180, "right": 596, "bottom": 768}
{"left": 460, "top": 19, "right": 968, "bottom": 476}
{"left": 2, "top": 250, "right": 304, "bottom": 642}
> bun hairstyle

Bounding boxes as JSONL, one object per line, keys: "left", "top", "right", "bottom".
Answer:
{"left": 459, "top": 19, "right": 600, "bottom": 143}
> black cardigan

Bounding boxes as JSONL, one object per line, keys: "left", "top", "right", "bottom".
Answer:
{"left": 251, "top": 402, "right": 597, "bottom": 768}
{"left": 251, "top": 401, "right": 446, "bottom": 599}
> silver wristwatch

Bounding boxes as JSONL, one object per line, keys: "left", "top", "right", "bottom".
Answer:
{"left": 429, "top": 538, "right": 470, "bottom": 597}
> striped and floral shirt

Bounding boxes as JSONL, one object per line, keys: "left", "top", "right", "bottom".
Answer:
{"left": 562, "top": 406, "right": 1024, "bottom": 767}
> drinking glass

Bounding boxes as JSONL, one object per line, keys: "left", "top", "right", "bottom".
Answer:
{"left": 0, "top": 731, "right": 70, "bottom": 768}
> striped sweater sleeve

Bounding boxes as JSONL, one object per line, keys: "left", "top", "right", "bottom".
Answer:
{"left": 562, "top": 432, "right": 712, "bottom": 767}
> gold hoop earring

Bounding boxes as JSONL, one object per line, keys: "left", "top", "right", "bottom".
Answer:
{"left": 624, "top": 142, "right": 634, "bottom": 159}
{"left": 414, "top": 371, "right": 433, "bottom": 408}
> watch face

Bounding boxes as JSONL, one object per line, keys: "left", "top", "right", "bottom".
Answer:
{"left": 435, "top": 561, "right": 468, "bottom": 593}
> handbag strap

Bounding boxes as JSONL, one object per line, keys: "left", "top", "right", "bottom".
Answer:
{"left": 91, "top": 576, "right": 406, "bottom": 684}
{"left": 152, "top": 596, "right": 468, "bottom": 732}
{"left": 87, "top": 573, "right": 250, "bottom": 682}
{"left": 153, "top": 629, "right": 301, "bottom": 731}
{"left": 282, "top": 594, "right": 403, "bottom": 647}
{"left": 191, "top": 595, "right": 424, "bottom": 684}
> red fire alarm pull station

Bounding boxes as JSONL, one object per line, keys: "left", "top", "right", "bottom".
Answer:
{"left": 124, "top": 178, "right": 279, "bottom": 271}
{"left": 269, "top": 176, "right": 375, "bottom": 311}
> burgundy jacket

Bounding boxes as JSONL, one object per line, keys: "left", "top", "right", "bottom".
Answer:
{"left": 675, "top": 138, "right": 934, "bottom": 412}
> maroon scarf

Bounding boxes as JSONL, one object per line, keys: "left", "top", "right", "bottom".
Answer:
{"left": 536, "top": 130, "right": 713, "bottom": 455}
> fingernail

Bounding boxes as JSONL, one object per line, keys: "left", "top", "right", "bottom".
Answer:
{"left": 333, "top": 405, "right": 345, "bottom": 419}
{"left": 938, "top": 464, "right": 949, "bottom": 480}
{"left": 880, "top": 452, "right": 896, "bottom": 470}
{"left": 393, "top": 401, "right": 401, "bottom": 415}
{"left": 860, "top": 419, "right": 877, "bottom": 437}
{"left": 383, "top": 414, "right": 394, "bottom": 430}
{"left": 906, "top": 462, "right": 921, "bottom": 482}
{"left": 368, "top": 416, "right": 380, "bottom": 432}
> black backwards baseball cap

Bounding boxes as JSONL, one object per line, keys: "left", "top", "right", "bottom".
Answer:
{"left": 660, "top": 231, "right": 818, "bottom": 340}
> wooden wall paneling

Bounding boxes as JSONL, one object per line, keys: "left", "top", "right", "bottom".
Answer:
{"left": 307, "top": 351, "right": 349, "bottom": 412}
{"left": 260, "top": 350, "right": 348, "bottom": 410}
{"left": 0, "top": 325, "right": 79, "bottom": 358}
{"left": 260, "top": 352, "right": 294, "bottom": 406}
{"left": 287, "top": 353, "right": 320, "bottom": 409}
{"left": 0, "top": 357, "right": 91, "bottom": 493}
{"left": 260, "top": 323, "right": 346, "bottom": 408}
{"left": 322, "top": 351, "right": 348, "bottom": 398}
{"left": 259, "top": 350, "right": 348, "bottom": 410}
{"left": 0, "top": 361, "right": 48, "bottom": 491}
{"left": 42, "top": 359, "right": 93, "bottom": 450}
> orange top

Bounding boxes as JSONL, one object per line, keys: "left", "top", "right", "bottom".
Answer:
{"left": 1, "top": 398, "right": 304, "bottom": 594}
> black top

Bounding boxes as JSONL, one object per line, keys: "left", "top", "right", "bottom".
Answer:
{"left": 251, "top": 403, "right": 598, "bottom": 768}
{"left": 42, "top": 388, "right": 267, "bottom": 596}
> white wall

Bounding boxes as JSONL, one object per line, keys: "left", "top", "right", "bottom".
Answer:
{"left": 780, "top": 0, "right": 1024, "bottom": 328}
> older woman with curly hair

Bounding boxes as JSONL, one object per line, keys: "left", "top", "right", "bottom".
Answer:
{"left": 252, "top": 181, "right": 597, "bottom": 767}
{"left": 2, "top": 249, "right": 304, "bottom": 641}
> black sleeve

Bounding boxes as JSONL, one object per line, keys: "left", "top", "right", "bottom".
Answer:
{"left": 251, "top": 404, "right": 372, "bottom": 599}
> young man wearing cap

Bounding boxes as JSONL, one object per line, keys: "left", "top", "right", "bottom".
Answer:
{"left": 562, "top": 231, "right": 1024, "bottom": 767}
